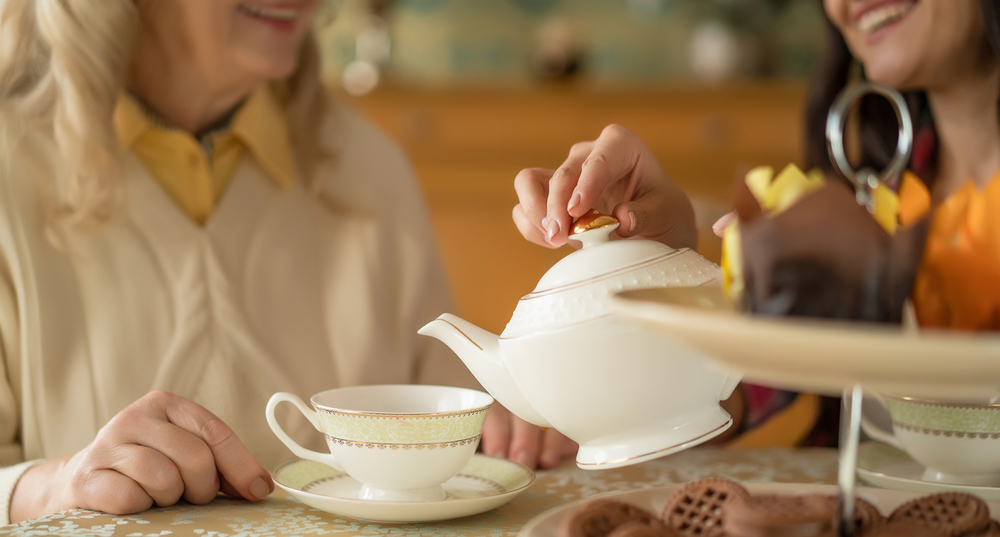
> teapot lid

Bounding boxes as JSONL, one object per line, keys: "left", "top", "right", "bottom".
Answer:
{"left": 500, "top": 210, "right": 720, "bottom": 339}
{"left": 533, "top": 210, "right": 679, "bottom": 292}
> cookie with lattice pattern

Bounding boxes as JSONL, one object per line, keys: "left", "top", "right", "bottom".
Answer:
{"left": 659, "top": 478, "right": 749, "bottom": 537}
{"left": 888, "top": 492, "right": 990, "bottom": 537}
{"left": 559, "top": 498, "right": 665, "bottom": 537}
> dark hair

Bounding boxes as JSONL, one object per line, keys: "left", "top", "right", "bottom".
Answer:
{"left": 803, "top": 0, "right": 1000, "bottom": 189}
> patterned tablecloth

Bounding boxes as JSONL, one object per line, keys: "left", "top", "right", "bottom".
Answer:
{"left": 4, "top": 447, "right": 838, "bottom": 537}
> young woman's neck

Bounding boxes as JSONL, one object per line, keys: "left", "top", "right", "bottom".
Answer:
{"left": 128, "top": 41, "right": 261, "bottom": 135}
{"left": 927, "top": 55, "right": 1000, "bottom": 201}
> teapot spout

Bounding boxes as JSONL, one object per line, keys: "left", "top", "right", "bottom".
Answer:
{"left": 419, "top": 314, "right": 552, "bottom": 428}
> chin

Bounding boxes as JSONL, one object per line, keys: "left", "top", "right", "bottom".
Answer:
{"left": 862, "top": 57, "right": 923, "bottom": 92}
{"left": 237, "top": 50, "right": 303, "bottom": 81}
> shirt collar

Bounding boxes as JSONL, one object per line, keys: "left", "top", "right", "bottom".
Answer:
{"left": 113, "top": 85, "right": 297, "bottom": 190}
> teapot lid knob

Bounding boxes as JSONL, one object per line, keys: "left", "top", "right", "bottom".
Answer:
{"left": 569, "top": 210, "right": 619, "bottom": 249}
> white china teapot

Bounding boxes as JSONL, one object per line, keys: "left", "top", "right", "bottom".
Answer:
{"left": 419, "top": 211, "right": 742, "bottom": 469}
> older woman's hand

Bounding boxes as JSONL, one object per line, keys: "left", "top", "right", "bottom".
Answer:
{"left": 480, "top": 403, "right": 578, "bottom": 469}
{"left": 513, "top": 124, "right": 697, "bottom": 250}
{"left": 9, "top": 391, "right": 272, "bottom": 522}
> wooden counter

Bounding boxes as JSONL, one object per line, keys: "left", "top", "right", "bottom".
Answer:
{"left": 348, "top": 82, "right": 808, "bottom": 334}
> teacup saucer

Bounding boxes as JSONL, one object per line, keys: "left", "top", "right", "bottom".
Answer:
{"left": 272, "top": 454, "right": 534, "bottom": 523}
{"left": 857, "top": 441, "right": 1000, "bottom": 501}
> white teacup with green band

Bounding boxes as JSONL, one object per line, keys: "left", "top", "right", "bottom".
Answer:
{"left": 861, "top": 395, "right": 1000, "bottom": 486}
{"left": 266, "top": 385, "right": 493, "bottom": 501}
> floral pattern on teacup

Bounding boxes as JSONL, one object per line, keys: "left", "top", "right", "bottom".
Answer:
{"left": 888, "top": 399, "right": 1000, "bottom": 434}
{"left": 317, "top": 407, "right": 490, "bottom": 443}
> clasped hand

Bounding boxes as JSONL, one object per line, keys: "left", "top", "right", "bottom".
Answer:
{"left": 10, "top": 391, "right": 272, "bottom": 522}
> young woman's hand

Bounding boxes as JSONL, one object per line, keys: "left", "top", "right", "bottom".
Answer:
{"left": 513, "top": 124, "right": 697, "bottom": 250}
{"left": 480, "top": 403, "right": 578, "bottom": 470}
{"left": 10, "top": 391, "right": 272, "bottom": 522}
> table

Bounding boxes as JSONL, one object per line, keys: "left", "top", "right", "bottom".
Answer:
{"left": 4, "top": 447, "right": 838, "bottom": 536}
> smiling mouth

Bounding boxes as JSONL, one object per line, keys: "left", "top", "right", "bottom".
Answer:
{"left": 237, "top": 3, "right": 302, "bottom": 23}
{"left": 857, "top": 1, "right": 916, "bottom": 35}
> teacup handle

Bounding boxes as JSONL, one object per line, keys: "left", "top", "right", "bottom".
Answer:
{"left": 858, "top": 392, "right": 903, "bottom": 450}
{"left": 265, "top": 392, "right": 343, "bottom": 471}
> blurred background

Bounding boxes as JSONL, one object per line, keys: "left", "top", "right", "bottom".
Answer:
{"left": 319, "top": 0, "right": 825, "bottom": 333}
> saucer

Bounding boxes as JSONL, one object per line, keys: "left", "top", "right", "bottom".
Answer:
{"left": 519, "top": 481, "right": 1000, "bottom": 536}
{"left": 857, "top": 441, "right": 1000, "bottom": 502}
{"left": 273, "top": 454, "right": 534, "bottom": 523}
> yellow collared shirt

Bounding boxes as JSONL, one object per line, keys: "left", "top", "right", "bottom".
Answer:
{"left": 114, "top": 85, "right": 297, "bottom": 224}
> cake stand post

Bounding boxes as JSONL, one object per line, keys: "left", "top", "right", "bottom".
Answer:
{"left": 838, "top": 384, "right": 864, "bottom": 537}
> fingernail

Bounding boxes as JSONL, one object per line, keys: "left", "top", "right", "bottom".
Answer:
{"left": 567, "top": 191, "right": 582, "bottom": 213}
{"left": 628, "top": 210, "right": 637, "bottom": 234}
{"left": 545, "top": 219, "right": 561, "bottom": 243}
{"left": 514, "top": 450, "right": 534, "bottom": 467}
{"left": 541, "top": 452, "right": 560, "bottom": 468}
{"left": 250, "top": 477, "right": 269, "bottom": 500}
{"left": 712, "top": 212, "right": 736, "bottom": 237}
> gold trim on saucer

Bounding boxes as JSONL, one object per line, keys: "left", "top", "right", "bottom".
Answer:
{"left": 576, "top": 419, "right": 732, "bottom": 467}
{"left": 325, "top": 434, "right": 482, "bottom": 450}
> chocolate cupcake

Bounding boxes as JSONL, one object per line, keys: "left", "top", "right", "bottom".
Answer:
{"left": 736, "top": 180, "right": 928, "bottom": 324}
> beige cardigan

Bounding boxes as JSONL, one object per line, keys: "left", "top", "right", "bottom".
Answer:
{"left": 0, "top": 97, "right": 476, "bottom": 524}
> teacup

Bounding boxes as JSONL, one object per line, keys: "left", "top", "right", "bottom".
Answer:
{"left": 266, "top": 384, "right": 493, "bottom": 501}
{"left": 861, "top": 395, "right": 1000, "bottom": 486}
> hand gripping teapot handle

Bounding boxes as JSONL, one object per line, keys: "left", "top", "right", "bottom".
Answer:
{"left": 265, "top": 392, "right": 343, "bottom": 470}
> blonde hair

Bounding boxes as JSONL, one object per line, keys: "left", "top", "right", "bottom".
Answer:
{"left": 0, "top": 0, "right": 139, "bottom": 226}
{"left": 0, "top": 0, "right": 327, "bottom": 228}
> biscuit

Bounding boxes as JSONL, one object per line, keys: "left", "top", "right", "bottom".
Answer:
{"left": 888, "top": 492, "right": 991, "bottom": 537}
{"left": 660, "top": 478, "right": 749, "bottom": 537}
{"left": 964, "top": 519, "right": 1000, "bottom": 537}
{"left": 861, "top": 519, "right": 948, "bottom": 537}
{"left": 724, "top": 493, "right": 837, "bottom": 537}
{"left": 559, "top": 498, "right": 664, "bottom": 537}
{"left": 821, "top": 495, "right": 885, "bottom": 535}
{"left": 605, "top": 520, "right": 678, "bottom": 537}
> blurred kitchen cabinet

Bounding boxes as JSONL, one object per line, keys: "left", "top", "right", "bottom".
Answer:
{"left": 348, "top": 82, "right": 807, "bottom": 334}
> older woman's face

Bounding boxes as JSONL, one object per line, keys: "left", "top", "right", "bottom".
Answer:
{"left": 823, "top": 0, "right": 991, "bottom": 91}
{"left": 137, "top": 0, "right": 322, "bottom": 84}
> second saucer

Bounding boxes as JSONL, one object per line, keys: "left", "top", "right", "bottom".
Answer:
{"left": 857, "top": 441, "right": 1000, "bottom": 502}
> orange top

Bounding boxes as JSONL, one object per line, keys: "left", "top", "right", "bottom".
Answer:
{"left": 899, "top": 172, "right": 1000, "bottom": 330}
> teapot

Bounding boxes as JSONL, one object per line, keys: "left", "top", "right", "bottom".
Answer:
{"left": 419, "top": 211, "right": 742, "bottom": 469}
